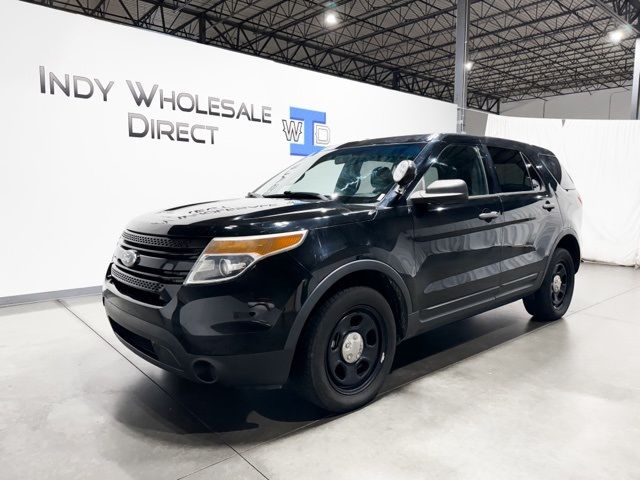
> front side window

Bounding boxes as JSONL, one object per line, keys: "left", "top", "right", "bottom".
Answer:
{"left": 254, "top": 143, "right": 426, "bottom": 203}
{"left": 488, "top": 146, "right": 541, "bottom": 193}
{"left": 418, "top": 144, "right": 489, "bottom": 196}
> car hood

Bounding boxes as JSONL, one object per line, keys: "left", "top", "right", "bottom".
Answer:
{"left": 125, "top": 197, "right": 377, "bottom": 237}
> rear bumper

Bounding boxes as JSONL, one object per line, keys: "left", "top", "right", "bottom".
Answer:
{"left": 103, "top": 278, "right": 296, "bottom": 386}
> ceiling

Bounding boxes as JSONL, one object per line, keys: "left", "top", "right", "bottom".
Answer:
{"left": 26, "top": 0, "right": 640, "bottom": 112}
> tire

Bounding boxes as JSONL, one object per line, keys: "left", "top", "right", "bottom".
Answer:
{"left": 294, "top": 286, "right": 396, "bottom": 413}
{"left": 523, "top": 247, "right": 575, "bottom": 321}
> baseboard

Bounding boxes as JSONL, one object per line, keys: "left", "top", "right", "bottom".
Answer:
{"left": 0, "top": 286, "right": 102, "bottom": 307}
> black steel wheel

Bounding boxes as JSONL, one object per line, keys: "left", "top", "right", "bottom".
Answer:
{"left": 295, "top": 286, "right": 396, "bottom": 412}
{"left": 325, "top": 307, "right": 386, "bottom": 394}
{"left": 523, "top": 248, "right": 575, "bottom": 321}
{"left": 550, "top": 262, "right": 569, "bottom": 309}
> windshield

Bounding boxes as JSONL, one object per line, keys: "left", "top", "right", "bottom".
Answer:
{"left": 254, "top": 143, "right": 426, "bottom": 203}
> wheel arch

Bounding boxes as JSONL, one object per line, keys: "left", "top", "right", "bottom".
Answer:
{"left": 285, "top": 260, "right": 412, "bottom": 357}
{"left": 555, "top": 232, "right": 581, "bottom": 272}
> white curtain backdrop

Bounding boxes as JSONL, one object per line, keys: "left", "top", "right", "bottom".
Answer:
{"left": 486, "top": 115, "right": 640, "bottom": 267}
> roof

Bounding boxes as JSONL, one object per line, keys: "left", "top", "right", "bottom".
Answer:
{"left": 337, "top": 135, "right": 436, "bottom": 148}
{"left": 335, "top": 133, "right": 555, "bottom": 154}
{"left": 30, "top": 0, "right": 640, "bottom": 113}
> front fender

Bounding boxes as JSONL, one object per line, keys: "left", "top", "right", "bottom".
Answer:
{"left": 284, "top": 259, "right": 412, "bottom": 351}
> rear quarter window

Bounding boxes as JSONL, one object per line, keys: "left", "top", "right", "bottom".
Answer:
{"left": 538, "top": 153, "right": 576, "bottom": 190}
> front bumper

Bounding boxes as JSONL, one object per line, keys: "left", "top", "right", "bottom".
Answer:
{"left": 103, "top": 260, "right": 305, "bottom": 386}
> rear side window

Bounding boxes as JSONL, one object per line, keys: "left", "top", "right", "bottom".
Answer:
{"left": 539, "top": 153, "right": 576, "bottom": 190}
{"left": 487, "top": 146, "right": 541, "bottom": 193}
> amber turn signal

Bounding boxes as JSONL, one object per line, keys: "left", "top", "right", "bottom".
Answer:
{"left": 203, "top": 231, "right": 307, "bottom": 258}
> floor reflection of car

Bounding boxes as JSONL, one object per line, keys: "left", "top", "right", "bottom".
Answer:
{"left": 103, "top": 133, "right": 582, "bottom": 412}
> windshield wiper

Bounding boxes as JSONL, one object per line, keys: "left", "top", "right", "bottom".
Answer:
{"left": 263, "top": 191, "right": 332, "bottom": 201}
{"left": 246, "top": 192, "right": 262, "bottom": 198}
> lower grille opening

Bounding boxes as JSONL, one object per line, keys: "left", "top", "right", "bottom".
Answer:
{"left": 111, "top": 279, "right": 166, "bottom": 306}
{"left": 109, "top": 319, "right": 158, "bottom": 360}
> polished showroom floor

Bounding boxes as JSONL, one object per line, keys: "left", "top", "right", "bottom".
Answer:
{"left": 2, "top": 263, "right": 640, "bottom": 479}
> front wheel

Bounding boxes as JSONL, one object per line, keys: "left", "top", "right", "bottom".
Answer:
{"left": 523, "top": 248, "right": 575, "bottom": 321}
{"left": 295, "top": 286, "right": 396, "bottom": 412}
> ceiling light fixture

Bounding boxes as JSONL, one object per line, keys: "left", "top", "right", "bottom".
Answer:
{"left": 609, "top": 29, "right": 624, "bottom": 43}
{"left": 464, "top": 61, "right": 474, "bottom": 71}
{"left": 608, "top": 26, "right": 631, "bottom": 44}
{"left": 325, "top": 11, "right": 339, "bottom": 26}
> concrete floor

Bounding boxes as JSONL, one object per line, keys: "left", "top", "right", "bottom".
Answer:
{"left": 2, "top": 263, "right": 640, "bottom": 480}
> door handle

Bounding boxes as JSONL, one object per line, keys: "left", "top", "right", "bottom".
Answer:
{"left": 478, "top": 211, "right": 500, "bottom": 221}
{"left": 543, "top": 202, "right": 556, "bottom": 211}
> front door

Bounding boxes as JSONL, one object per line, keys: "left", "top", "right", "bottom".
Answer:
{"left": 411, "top": 143, "right": 503, "bottom": 326}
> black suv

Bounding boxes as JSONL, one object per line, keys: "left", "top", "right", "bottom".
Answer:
{"left": 104, "top": 134, "right": 582, "bottom": 412}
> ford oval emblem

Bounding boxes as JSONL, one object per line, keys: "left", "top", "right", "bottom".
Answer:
{"left": 121, "top": 249, "right": 139, "bottom": 268}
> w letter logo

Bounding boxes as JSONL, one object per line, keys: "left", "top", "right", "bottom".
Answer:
{"left": 282, "top": 107, "right": 330, "bottom": 156}
{"left": 282, "top": 119, "right": 303, "bottom": 142}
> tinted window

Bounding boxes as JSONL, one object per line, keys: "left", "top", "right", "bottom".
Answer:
{"left": 521, "top": 152, "right": 545, "bottom": 191}
{"left": 488, "top": 147, "right": 536, "bottom": 193}
{"left": 419, "top": 145, "right": 489, "bottom": 196}
{"left": 539, "top": 153, "right": 576, "bottom": 190}
{"left": 538, "top": 154, "right": 562, "bottom": 182}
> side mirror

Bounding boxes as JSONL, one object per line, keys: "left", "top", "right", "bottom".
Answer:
{"left": 409, "top": 179, "right": 469, "bottom": 205}
{"left": 393, "top": 160, "right": 417, "bottom": 189}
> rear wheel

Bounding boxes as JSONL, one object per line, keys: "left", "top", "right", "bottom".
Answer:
{"left": 523, "top": 248, "right": 575, "bottom": 321}
{"left": 295, "top": 286, "right": 396, "bottom": 412}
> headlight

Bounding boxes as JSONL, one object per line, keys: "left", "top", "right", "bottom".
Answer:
{"left": 185, "top": 231, "right": 308, "bottom": 284}
{"left": 112, "top": 236, "right": 123, "bottom": 262}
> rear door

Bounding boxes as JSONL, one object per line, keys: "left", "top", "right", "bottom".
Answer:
{"left": 485, "top": 145, "right": 562, "bottom": 299}
{"left": 410, "top": 142, "right": 503, "bottom": 326}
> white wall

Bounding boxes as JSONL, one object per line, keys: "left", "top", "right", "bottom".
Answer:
{"left": 0, "top": 1, "right": 457, "bottom": 298}
{"left": 501, "top": 87, "right": 632, "bottom": 120}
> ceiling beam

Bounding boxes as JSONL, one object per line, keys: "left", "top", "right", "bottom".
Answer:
{"left": 591, "top": 0, "right": 640, "bottom": 33}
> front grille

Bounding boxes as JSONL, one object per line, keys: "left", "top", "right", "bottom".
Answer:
{"left": 111, "top": 265, "right": 162, "bottom": 293}
{"left": 110, "top": 230, "right": 209, "bottom": 305}
{"left": 121, "top": 230, "right": 207, "bottom": 254}
{"left": 121, "top": 230, "right": 190, "bottom": 249}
